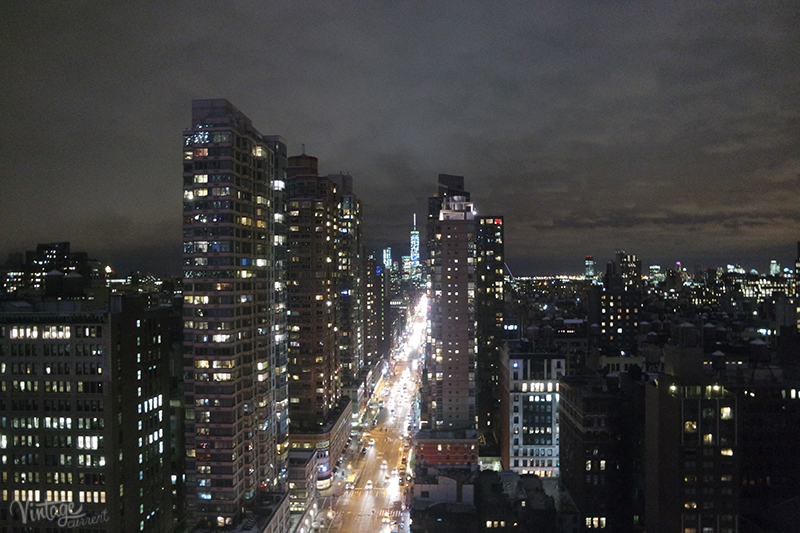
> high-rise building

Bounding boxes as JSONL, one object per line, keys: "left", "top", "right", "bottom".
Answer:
{"left": 585, "top": 255, "right": 595, "bottom": 279}
{"left": 423, "top": 182, "right": 477, "bottom": 431}
{"left": 475, "top": 216, "right": 505, "bottom": 452}
{"left": 0, "top": 293, "right": 177, "bottom": 533}
{"left": 589, "top": 252, "right": 643, "bottom": 358}
{"left": 182, "top": 99, "right": 289, "bottom": 528}
{"left": 795, "top": 242, "right": 800, "bottom": 285}
{"left": 382, "top": 248, "right": 392, "bottom": 271}
{"left": 615, "top": 250, "right": 642, "bottom": 289}
{"left": 284, "top": 154, "right": 352, "bottom": 491}
{"left": 410, "top": 214, "right": 420, "bottom": 267}
{"left": 285, "top": 154, "right": 341, "bottom": 424}
{"left": 328, "top": 173, "right": 364, "bottom": 391}
{"left": 364, "top": 256, "right": 389, "bottom": 370}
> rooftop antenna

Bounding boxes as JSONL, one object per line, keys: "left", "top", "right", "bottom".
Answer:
{"left": 413, "top": 213, "right": 417, "bottom": 230}
{"left": 301, "top": 143, "right": 305, "bottom": 155}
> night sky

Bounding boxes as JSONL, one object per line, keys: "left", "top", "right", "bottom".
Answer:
{"left": 2, "top": 1, "right": 799, "bottom": 276}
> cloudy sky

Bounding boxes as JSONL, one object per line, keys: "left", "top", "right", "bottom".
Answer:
{"left": 2, "top": 1, "right": 798, "bottom": 275}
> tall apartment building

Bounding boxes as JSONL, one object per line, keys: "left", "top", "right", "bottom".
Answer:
{"left": 588, "top": 253, "right": 643, "bottom": 358}
{"left": 423, "top": 187, "right": 477, "bottom": 431}
{"left": 328, "top": 173, "right": 364, "bottom": 391}
{"left": 285, "top": 154, "right": 341, "bottom": 424}
{"left": 182, "top": 99, "right": 289, "bottom": 528}
{"left": 364, "top": 256, "right": 389, "bottom": 369}
{"left": 0, "top": 293, "right": 175, "bottom": 533}
{"left": 284, "top": 154, "right": 352, "bottom": 490}
{"left": 475, "top": 216, "right": 505, "bottom": 453}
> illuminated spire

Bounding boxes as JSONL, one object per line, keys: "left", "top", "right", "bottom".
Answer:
{"left": 410, "top": 214, "right": 420, "bottom": 267}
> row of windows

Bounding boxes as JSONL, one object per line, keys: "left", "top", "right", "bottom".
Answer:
{"left": 0, "top": 343, "right": 104, "bottom": 357}
{"left": 1, "top": 363, "right": 103, "bottom": 375}
{"left": 1, "top": 489, "right": 106, "bottom": 504}
{"left": 2, "top": 381, "right": 104, "bottom": 394}
{"left": 513, "top": 458, "right": 554, "bottom": 468}
{"left": 2, "top": 399, "right": 101, "bottom": 415}
{"left": 0, "top": 326, "right": 102, "bottom": 339}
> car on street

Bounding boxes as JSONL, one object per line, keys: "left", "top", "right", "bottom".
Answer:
{"left": 365, "top": 480, "right": 373, "bottom": 490}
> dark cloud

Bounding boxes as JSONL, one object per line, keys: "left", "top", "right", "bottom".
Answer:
{"left": 1, "top": 1, "right": 798, "bottom": 275}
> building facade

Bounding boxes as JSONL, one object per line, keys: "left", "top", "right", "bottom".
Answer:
{"left": 423, "top": 193, "right": 477, "bottom": 431}
{"left": 182, "top": 99, "right": 288, "bottom": 527}
{"left": 475, "top": 216, "right": 505, "bottom": 453}
{"left": 499, "top": 340, "right": 564, "bottom": 477}
{"left": 0, "top": 294, "right": 175, "bottom": 533}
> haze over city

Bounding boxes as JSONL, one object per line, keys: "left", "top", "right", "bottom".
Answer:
{"left": 2, "top": 1, "right": 798, "bottom": 274}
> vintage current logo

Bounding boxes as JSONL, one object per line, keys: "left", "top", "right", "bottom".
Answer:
{"left": 9, "top": 499, "right": 109, "bottom": 528}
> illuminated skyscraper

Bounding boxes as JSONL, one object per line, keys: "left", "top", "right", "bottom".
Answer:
{"left": 410, "top": 213, "right": 420, "bottom": 267}
{"left": 585, "top": 255, "right": 595, "bottom": 278}
{"left": 425, "top": 194, "right": 477, "bottom": 429}
{"left": 382, "top": 247, "right": 392, "bottom": 271}
{"left": 182, "top": 99, "right": 289, "bottom": 528}
{"left": 284, "top": 154, "right": 352, "bottom": 491}
{"left": 328, "top": 173, "right": 364, "bottom": 391}
{"left": 476, "top": 215, "right": 504, "bottom": 450}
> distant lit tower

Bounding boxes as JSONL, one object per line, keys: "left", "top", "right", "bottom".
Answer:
{"left": 383, "top": 247, "right": 393, "bottom": 271}
{"left": 585, "top": 255, "right": 595, "bottom": 278}
{"left": 615, "top": 249, "right": 643, "bottom": 289}
{"left": 795, "top": 242, "right": 800, "bottom": 280}
{"left": 364, "top": 255, "right": 390, "bottom": 368}
{"left": 770, "top": 260, "right": 780, "bottom": 276}
{"left": 410, "top": 213, "right": 420, "bottom": 267}
{"left": 598, "top": 250, "right": 643, "bottom": 357}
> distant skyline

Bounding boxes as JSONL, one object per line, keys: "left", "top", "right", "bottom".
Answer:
{"left": 2, "top": 2, "right": 798, "bottom": 276}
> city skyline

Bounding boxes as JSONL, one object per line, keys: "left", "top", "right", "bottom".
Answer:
{"left": 2, "top": 2, "right": 799, "bottom": 275}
